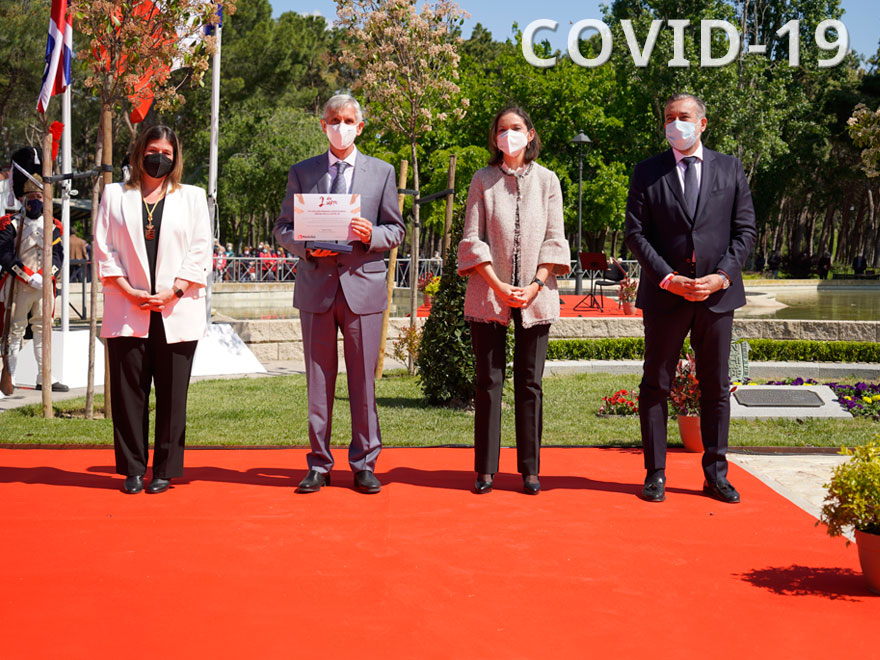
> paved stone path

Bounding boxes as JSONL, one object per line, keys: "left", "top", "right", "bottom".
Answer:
{"left": 730, "top": 453, "right": 849, "bottom": 532}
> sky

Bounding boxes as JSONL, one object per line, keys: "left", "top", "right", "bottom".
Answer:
{"left": 274, "top": 0, "right": 879, "bottom": 61}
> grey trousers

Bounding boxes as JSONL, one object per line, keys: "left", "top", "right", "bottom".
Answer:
{"left": 299, "top": 286, "right": 384, "bottom": 473}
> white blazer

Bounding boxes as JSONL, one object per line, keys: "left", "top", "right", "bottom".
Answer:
{"left": 95, "top": 182, "right": 212, "bottom": 343}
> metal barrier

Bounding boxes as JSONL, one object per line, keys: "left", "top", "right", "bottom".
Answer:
{"left": 214, "top": 256, "right": 299, "bottom": 282}
{"left": 213, "top": 256, "right": 447, "bottom": 287}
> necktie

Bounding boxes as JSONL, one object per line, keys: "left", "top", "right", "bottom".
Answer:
{"left": 331, "top": 161, "right": 349, "bottom": 194}
{"left": 682, "top": 156, "right": 699, "bottom": 217}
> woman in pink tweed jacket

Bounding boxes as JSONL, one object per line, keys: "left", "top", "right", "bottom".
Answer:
{"left": 457, "top": 106, "right": 570, "bottom": 496}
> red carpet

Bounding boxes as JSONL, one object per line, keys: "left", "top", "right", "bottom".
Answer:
{"left": 417, "top": 295, "right": 641, "bottom": 318}
{"left": 0, "top": 448, "right": 875, "bottom": 659}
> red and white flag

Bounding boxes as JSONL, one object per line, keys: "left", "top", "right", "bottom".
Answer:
{"left": 36, "top": 0, "right": 73, "bottom": 113}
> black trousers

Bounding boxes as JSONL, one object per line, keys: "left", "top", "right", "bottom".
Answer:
{"left": 470, "top": 310, "right": 550, "bottom": 476}
{"left": 107, "top": 312, "right": 198, "bottom": 479}
{"left": 639, "top": 303, "right": 734, "bottom": 481}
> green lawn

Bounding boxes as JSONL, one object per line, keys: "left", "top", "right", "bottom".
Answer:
{"left": 1, "top": 372, "right": 877, "bottom": 447}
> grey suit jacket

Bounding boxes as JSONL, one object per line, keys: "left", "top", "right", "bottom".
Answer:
{"left": 274, "top": 149, "right": 406, "bottom": 315}
{"left": 624, "top": 147, "right": 757, "bottom": 314}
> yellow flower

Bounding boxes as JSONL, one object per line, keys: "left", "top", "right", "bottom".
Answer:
{"left": 732, "top": 382, "right": 742, "bottom": 387}
{"left": 863, "top": 396, "right": 873, "bottom": 404}
{"left": 873, "top": 395, "right": 880, "bottom": 402}
{"left": 844, "top": 396, "right": 852, "bottom": 400}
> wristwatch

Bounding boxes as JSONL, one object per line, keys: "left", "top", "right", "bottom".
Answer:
{"left": 173, "top": 286, "right": 184, "bottom": 298}
{"left": 531, "top": 276, "right": 545, "bottom": 289}
{"left": 718, "top": 273, "right": 731, "bottom": 289}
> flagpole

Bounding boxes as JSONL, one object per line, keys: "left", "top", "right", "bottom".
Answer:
{"left": 61, "top": 81, "right": 72, "bottom": 333}
{"left": 205, "top": 20, "right": 221, "bottom": 326}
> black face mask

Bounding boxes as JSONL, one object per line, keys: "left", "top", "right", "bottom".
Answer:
{"left": 143, "top": 153, "right": 174, "bottom": 179}
{"left": 25, "top": 199, "right": 43, "bottom": 219}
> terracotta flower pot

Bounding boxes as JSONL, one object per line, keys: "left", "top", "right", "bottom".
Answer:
{"left": 677, "top": 415, "right": 703, "bottom": 453}
{"left": 855, "top": 529, "right": 880, "bottom": 595}
{"left": 622, "top": 301, "right": 636, "bottom": 315}
{"left": 423, "top": 294, "right": 432, "bottom": 307}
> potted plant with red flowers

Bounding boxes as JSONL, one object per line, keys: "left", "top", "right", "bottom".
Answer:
{"left": 619, "top": 277, "right": 638, "bottom": 315}
{"left": 669, "top": 353, "right": 702, "bottom": 452}
{"left": 819, "top": 436, "right": 880, "bottom": 595}
{"left": 418, "top": 272, "right": 439, "bottom": 306}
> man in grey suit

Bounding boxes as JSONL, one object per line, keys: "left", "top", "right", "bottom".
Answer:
{"left": 274, "top": 94, "right": 406, "bottom": 494}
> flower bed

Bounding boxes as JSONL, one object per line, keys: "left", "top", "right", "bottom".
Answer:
{"left": 597, "top": 389, "right": 639, "bottom": 416}
{"left": 765, "top": 377, "right": 880, "bottom": 421}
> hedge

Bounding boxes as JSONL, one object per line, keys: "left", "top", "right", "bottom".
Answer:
{"left": 747, "top": 339, "right": 880, "bottom": 363}
{"left": 546, "top": 338, "right": 880, "bottom": 363}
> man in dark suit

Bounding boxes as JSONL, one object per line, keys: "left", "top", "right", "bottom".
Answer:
{"left": 625, "top": 93, "right": 757, "bottom": 504}
{"left": 275, "top": 95, "right": 405, "bottom": 494}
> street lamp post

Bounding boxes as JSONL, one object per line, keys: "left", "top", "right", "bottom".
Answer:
{"left": 571, "top": 131, "right": 591, "bottom": 295}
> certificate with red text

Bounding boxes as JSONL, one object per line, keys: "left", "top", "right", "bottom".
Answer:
{"left": 293, "top": 193, "right": 360, "bottom": 242}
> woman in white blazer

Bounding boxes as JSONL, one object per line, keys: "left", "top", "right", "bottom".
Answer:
{"left": 94, "top": 125, "right": 212, "bottom": 495}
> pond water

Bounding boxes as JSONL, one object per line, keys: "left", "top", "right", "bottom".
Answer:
{"left": 213, "top": 289, "right": 421, "bottom": 321}
{"left": 214, "top": 287, "right": 880, "bottom": 322}
{"left": 739, "top": 289, "right": 880, "bottom": 321}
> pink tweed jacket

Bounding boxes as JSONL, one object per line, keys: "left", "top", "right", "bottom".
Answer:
{"left": 457, "top": 162, "right": 570, "bottom": 328}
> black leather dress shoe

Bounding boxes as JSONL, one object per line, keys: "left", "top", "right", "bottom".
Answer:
{"left": 296, "top": 470, "right": 329, "bottom": 493}
{"left": 123, "top": 475, "right": 144, "bottom": 494}
{"left": 36, "top": 382, "right": 70, "bottom": 392}
{"left": 147, "top": 477, "right": 171, "bottom": 494}
{"left": 703, "top": 478, "right": 741, "bottom": 503}
{"left": 473, "top": 474, "right": 494, "bottom": 494}
{"left": 354, "top": 470, "right": 381, "bottom": 494}
{"left": 641, "top": 473, "right": 666, "bottom": 502}
{"left": 523, "top": 475, "right": 541, "bottom": 495}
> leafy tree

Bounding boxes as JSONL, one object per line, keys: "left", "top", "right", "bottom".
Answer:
{"left": 215, "top": 106, "right": 325, "bottom": 248}
{"left": 69, "top": 0, "right": 234, "bottom": 417}
{"left": 849, "top": 103, "right": 880, "bottom": 178}
{"left": 0, "top": 0, "right": 50, "bottom": 158}
{"left": 336, "top": 0, "right": 469, "bottom": 333}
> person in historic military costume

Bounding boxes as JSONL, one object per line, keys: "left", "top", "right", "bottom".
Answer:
{"left": 0, "top": 146, "right": 67, "bottom": 393}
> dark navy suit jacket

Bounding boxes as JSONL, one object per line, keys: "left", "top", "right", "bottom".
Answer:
{"left": 624, "top": 147, "right": 757, "bottom": 314}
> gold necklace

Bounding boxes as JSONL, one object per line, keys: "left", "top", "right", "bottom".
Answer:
{"left": 142, "top": 196, "right": 163, "bottom": 240}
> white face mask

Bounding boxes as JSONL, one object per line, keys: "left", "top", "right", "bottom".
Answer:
{"left": 665, "top": 119, "right": 699, "bottom": 152}
{"left": 325, "top": 122, "right": 358, "bottom": 151}
{"left": 497, "top": 129, "right": 529, "bottom": 157}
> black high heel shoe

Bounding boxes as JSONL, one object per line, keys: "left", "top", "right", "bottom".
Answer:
{"left": 522, "top": 475, "right": 541, "bottom": 495}
{"left": 473, "top": 473, "right": 494, "bottom": 494}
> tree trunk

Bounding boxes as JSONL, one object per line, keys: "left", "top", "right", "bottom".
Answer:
{"left": 851, "top": 197, "right": 867, "bottom": 264}
{"left": 441, "top": 154, "right": 456, "bottom": 263}
{"left": 408, "top": 141, "right": 420, "bottom": 376}
{"left": 40, "top": 128, "right": 53, "bottom": 418}
{"left": 376, "top": 160, "right": 408, "bottom": 380}
{"left": 817, "top": 204, "right": 835, "bottom": 255}
{"left": 835, "top": 196, "right": 852, "bottom": 264}
{"left": 102, "top": 103, "right": 113, "bottom": 419}
{"left": 85, "top": 132, "right": 103, "bottom": 420}
{"left": 805, "top": 209, "right": 816, "bottom": 257}
{"left": 866, "top": 188, "right": 876, "bottom": 265}
{"left": 873, "top": 189, "right": 880, "bottom": 268}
